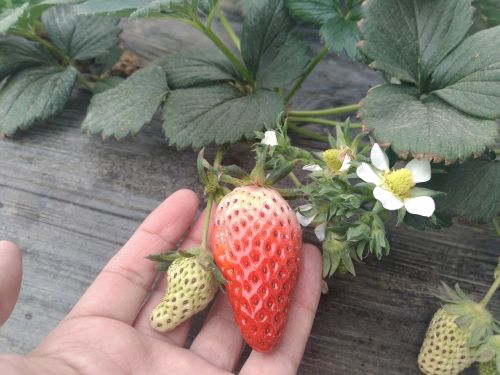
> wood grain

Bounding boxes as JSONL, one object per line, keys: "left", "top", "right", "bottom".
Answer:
{"left": 0, "top": 8, "right": 499, "bottom": 375}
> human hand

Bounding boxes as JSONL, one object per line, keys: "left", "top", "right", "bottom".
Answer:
{"left": 0, "top": 189, "right": 322, "bottom": 374}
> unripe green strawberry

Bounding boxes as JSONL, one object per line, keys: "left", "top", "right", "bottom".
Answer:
{"left": 211, "top": 185, "right": 302, "bottom": 352}
{"left": 418, "top": 308, "right": 474, "bottom": 375}
{"left": 150, "top": 254, "right": 218, "bottom": 332}
{"left": 479, "top": 360, "right": 498, "bottom": 375}
{"left": 418, "top": 284, "right": 496, "bottom": 375}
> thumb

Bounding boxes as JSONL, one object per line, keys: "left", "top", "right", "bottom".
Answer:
{"left": 0, "top": 241, "right": 22, "bottom": 326}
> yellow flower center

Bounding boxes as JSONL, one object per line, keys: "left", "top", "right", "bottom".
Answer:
{"left": 323, "top": 149, "right": 343, "bottom": 171}
{"left": 382, "top": 168, "right": 415, "bottom": 199}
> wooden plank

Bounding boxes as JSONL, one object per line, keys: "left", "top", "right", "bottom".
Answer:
{"left": 0, "top": 12, "right": 498, "bottom": 375}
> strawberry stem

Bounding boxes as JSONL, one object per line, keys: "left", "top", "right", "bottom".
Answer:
{"left": 201, "top": 194, "right": 215, "bottom": 250}
{"left": 250, "top": 146, "right": 268, "bottom": 185}
{"left": 480, "top": 270, "right": 500, "bottom": 308}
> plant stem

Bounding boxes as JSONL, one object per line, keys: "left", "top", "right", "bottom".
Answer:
{"left": 24, "top": 31, "right": 74, "bottom": 65}
{"left": 77, "top": 75, "right": 96, "bottom": 92}
{"left": 288, "top": 123, "right": 329, "bottom": 143}
{"left": 492, "top": 217, "right": 500, "bottom": 238}
{"left": 285, "top": 46, "right": 329, "bottom": 103}
{"left": 288, "top": 172, "right": 302, "bottom": 188}
{"left": 201, "top": 194, "right": 214, "bottom": 249}
{"left": 213, "top": 145, "right": 227, "bottom": 169}
{"left": 195, "top": 20, "right": 253, "bottom": 85}
{"left": 480, "top": 272, "right": 500, "bottom": 308}
{"left": 217, "top": 6, "right": 240, "bottom": 51}
{"left": 288, "top": 116, "right": 361, "bottom": 128}
{"left": 289, "top": 104, "right": 361, "bottom": 117}
{"left": 276, "top": 188, "right": 306, "bottom": 200}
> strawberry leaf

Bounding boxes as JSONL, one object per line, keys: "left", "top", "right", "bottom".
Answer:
{"left": 241, "top": 0, "right": 309, "bottom": 88}
{"left": 428, "top": 155, "right": 500, "bottom": 222}
{"left": 285, "top": 0, "right": 336, "bottom": 25}
{"left": 163, "top": 84, "right": 283, "bottom": 149}
{"left": 81, "top": 65, "right": 168, "bottom": 139}
{"left": 0, "top": 2, "right": 28, "bottom": 33}
{"left": 320, "top": 15, "right": 363, "bottom": 61}
{"left": 0, "top": 35, "right": 54, "bottom": 81}
{"left": 430, "top": 26, "right": 500, "bottom": 119}
{"left": 360, "top": 84, "right": 498, "bottom": 162}
{"left": 154, "top": 48, "right": 242, "bottom": 90}
{"left": 0, "top": 66, "right": 77, "bottom": 136}
{"left": 286, "top": 0, "right": 364, "bottom": 61}
{"left": 359, "top": 0, "right": 472, "bottom": 87}
{"left": 41, "top": 5, "right": 121, "bottom": 60}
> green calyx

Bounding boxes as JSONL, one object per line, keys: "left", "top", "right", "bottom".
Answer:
{"left": 438, "top": 283, "right": 499, "bottom": 347}
{"left": 479, "top": 359, "right": 499, "bottom": 375}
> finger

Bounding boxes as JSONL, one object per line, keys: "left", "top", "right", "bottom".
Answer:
{"left": 134, "top": 208, "right": 206, "bottom": 346}
{"left": 189, "top": 293, "right": 244, "bottom": 371}
{"left": 240, "top": 244, "right": 322, "bottom": 375}
{"left": 0, "top": 241, "right": 23, "bottom": 326}
{"left": 69, "top": 189, "right": 199, "bottom": 324}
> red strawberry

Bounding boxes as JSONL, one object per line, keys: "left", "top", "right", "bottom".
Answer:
{"left": 210, "top": 185, "right": 302, "bottom": 352}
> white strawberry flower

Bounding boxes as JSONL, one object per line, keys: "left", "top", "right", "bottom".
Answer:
{"left": 356, "top": 144, "right": 435, "bottom": 217}
{"left": 296, "top": 204, "right": 315, "bottom": 226}
{"left": 302, "top": 164, "right": 322, "bottom": 172}
{"left": 261, "top": 130, "right": 278, "bottom": 146}
{"left": 296, "top": 205, "right": 327, "bottom": 242}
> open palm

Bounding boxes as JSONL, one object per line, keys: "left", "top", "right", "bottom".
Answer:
{"left": 0, "top": 189, "right": 322, "bottom": 374}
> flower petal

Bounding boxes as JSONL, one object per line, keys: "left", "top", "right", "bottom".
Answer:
{"left": 303, "top": 164, "right": 322, "bottom": 172}
{"left": 298, "top": 204, "right": 312, "bottom": 211}
{"left": 356, "top": 163, "right": 382, "bottom": 185}
{"left": 404, "top": 196, "right": 435, "bottom": 217}
{"left": 339, "top": 154, "right": 351, "bottom": 172}
{"left": 261, "top": 130, "right": 278, "bottom": 146}
{"left": 296, "top": 212, "right": 315, "bottom": 227}
{"left": 373, "top": 186, "right": 404, "bottom": 210}
{"left": 405, "top": 158, "right": 431, "bottom": 183}
{"left": 370, "top": 143, "right": 389, "bottom": 171}
{"left": 314, "top": 223, "right": 326, "bottom": 242}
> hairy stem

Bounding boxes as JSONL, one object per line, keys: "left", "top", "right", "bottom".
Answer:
{"left": 288, "top": 172, "right": 302, "bottom": 188}
{"left": 24, "top": 31, "right": 74, "bottom": 65}
{"left": 285, "top": 47, "right": 329, "bottom": 103}
{"left": 217, "top": 6, "right": 240, "bottom": 51}
{"left": 289, "top": 104, "right": 361, "bottom": 117}
{"left": 480, "top": 271, "right": 500, "bottom": 308}
{"left": 288, "top": 123, "right": 328, "bottom": 143}
{"left": 201, "top": 194, "right": 214, "bottom": 249}
{"left": 276, "top": 188, "right": 306, "bottom": 200}
{"left": 195, "top": 20, "right": 253, "bottom": 84}
{"left": 288, "top": 116, "right": 361, "bottom": 128}
{"left": 77, "top": 75, "right": 96, "bottom": 92}
{"left": 213, "top": 145, "right": 228, "bottom": 169}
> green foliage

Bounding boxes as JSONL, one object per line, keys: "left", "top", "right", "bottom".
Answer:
{"left": 41, "top": 5, "right": 120, "bottom": 60}
{"left": 360, "top": 0, "right": 472, "bottom": 87}
{"left": 163, "top": 85, "right": 283, "bottom": 149}
{"left": 428, "top": 155, "right": 500, "bottom": 222}
{"left": 0, "top": 1, "right": 28, "bottom": 32}
{"left": 359, "top": 0, "right": 500, "bottom": 162}
{"left": 473, "top": 0, "right": 500, "bottom": 30}
{"left": 82, "top": 65, "right": 168, "bottom": 139}
{"left": 0, "top": 66, "right": 77, "bottom": 136}
{"left": 73, "top": 0, "right": 210, "bottom": 19}
{"left": 285, "top": 0, "right": 364, "bottom": 61}
{"left": 154, "top": 48, "right": 241, "bottom": 89}
{"left": 360, "top": 85, "right": 498, "bottom": 162}
{"left": 431, "top": 26, "right": 500, "bottom": 118}
{"left": 0, "top": 4, "right": 123, "bottom": 135}
{"left": 0, "top": 35, "right": 54, "bottom": 80}
{"left": 241, "top": 0, "right": 309, "bottom": 88}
